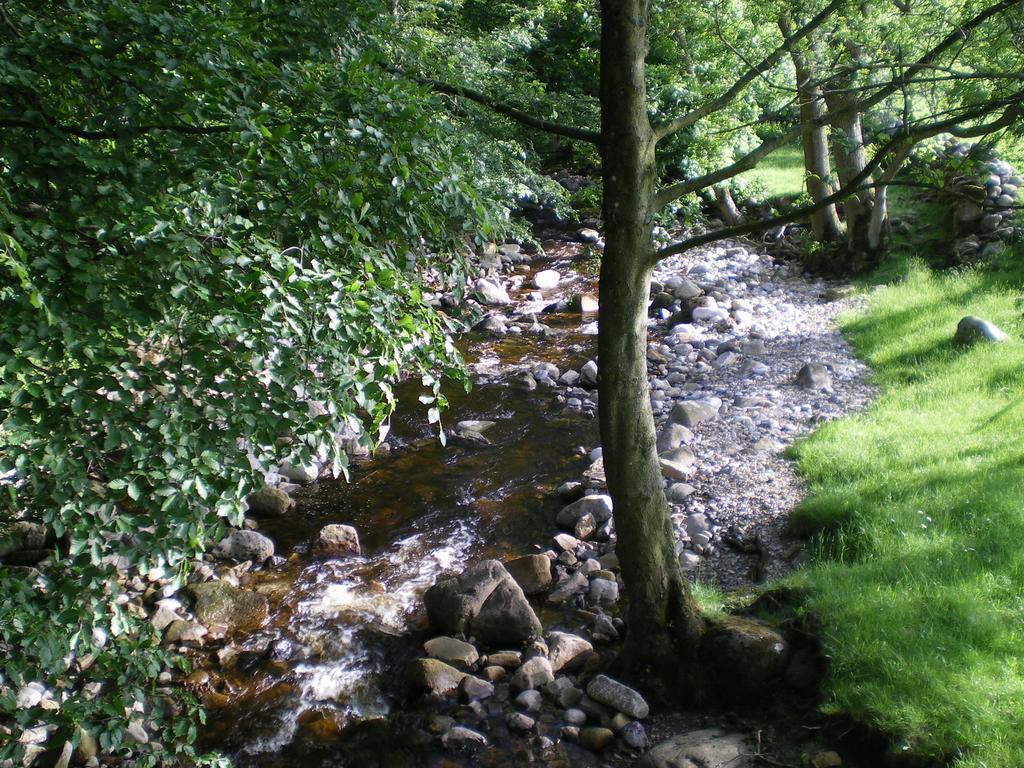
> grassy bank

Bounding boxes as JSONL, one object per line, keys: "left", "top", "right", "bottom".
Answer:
{"left": 787, "top": 243, "right": 1024, "bottom": 767}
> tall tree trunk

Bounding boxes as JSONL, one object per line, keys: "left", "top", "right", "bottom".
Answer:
{"left": 780, "top": 17, "right": 844, "bottom": 243}
{"left": 825, "top": 92, "right": 878, "bottom": 266}
{"left": 598, "top": 0, "right": 704, "bottom": 697}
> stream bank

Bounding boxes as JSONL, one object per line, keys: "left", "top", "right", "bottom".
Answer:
{"left": 183, "top": 219, "right": 875, "bottom": 767}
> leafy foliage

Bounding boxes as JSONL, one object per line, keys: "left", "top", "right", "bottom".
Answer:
{"left": 0, "top": 0, "right": 506, "bottom": 762}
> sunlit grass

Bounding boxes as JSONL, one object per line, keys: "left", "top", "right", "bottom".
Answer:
{"left": 737, "top": 144, "right": 805, "bottom": 199}
{"left": 787, "top": 242, "right": 1024, "bottom": 767}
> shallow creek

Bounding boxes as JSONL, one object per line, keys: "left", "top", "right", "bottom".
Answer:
{"left": 200, "top": 245, "right": 604, "bottom": 765}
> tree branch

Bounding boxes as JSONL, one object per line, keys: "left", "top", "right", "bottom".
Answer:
{"left": 0, "top": 117, "right": 239, "bottom": 140}
{"left": 652, "top": 98, "right": 1023, "bottom": 262}
{"left": 652, "top": 0, "right": 1024, "bottom": 210}
{"left": 651, "top": 0, "right": 848, "bottom": 143}
{"left": 417, "top": 77, "right": 600, "bottom": 144}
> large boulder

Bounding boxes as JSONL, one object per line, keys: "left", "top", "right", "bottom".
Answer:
{"left": 475, "top": 278, "right": 512, "bottom": 306}
{"left": 954, "top": 315, "right": 1009, "bottom": 345}
{"left": 190, "top": 581, "right": 268, "bottom": 632}
{"left": 556, "top": 495, "right": 613, "bottom": 529}
{"left": 795, "top": 362, "right": 832, "bottom": 390}
{"left": 638, "top": 729, "right": 754, "bottom": 768}
{"left": 547, "top": 631, "right": 593, "bottom": 672}
{"left": 699, "top": 616, "right": 789, "bottom": 704}
{"left": 505, "top": 554, "right": 553, "bottom": 595}
{"left": 425, "top": 560, "right": 543, "bottom": 645}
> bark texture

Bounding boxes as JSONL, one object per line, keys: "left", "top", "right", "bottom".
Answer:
{"left": 598, "top": 0, "right": 704, "bottom": 697}
{"left": 780, "top": 17, "right": 844, "bottom": 242}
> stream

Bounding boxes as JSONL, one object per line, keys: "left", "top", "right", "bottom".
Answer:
{"left": 199, "top": 241, "right": 604, "bottom": 765}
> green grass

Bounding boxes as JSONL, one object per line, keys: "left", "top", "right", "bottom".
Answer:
{"left": 737, "top": 144, "right": 805, "bottom": 199}
{"left": 787, "top": 243, "right": 1024, "bottom": 767}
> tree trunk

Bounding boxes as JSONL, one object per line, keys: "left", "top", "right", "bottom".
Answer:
{"left": 714, "top": 184, "right": 744, "bottom": 227}
{"left": 825, "top": 89, "right": 881, "bottom": 268}
{"left": 598, "top": 0, "right": 705, "bottom": 697}
{"left": 780, "top": 17, "right": 844, "bottom": 243}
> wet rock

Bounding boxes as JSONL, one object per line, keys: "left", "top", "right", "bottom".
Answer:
{"left": 475, "top": 277, "right": 512, "bottom": 305}
{"left": 190, "top": 581, "right": 268, "bottom": 632}
{"left": 954, "top": 315, "right": 1009, "bottom": 345}
{"left": 508, "top": 712, "right": 536, "bottom": 731}
{"left": 219, "top": 529, "right": 275, "bottom": 563}
{"left": 442, "top": 725, "right": 488, "bottom": 747}
{"left": 474, "top": 314, "right": 508, "bottom": 335}
{"left": 795, "top": 362, "right": 832, "bottom": 390}
{"left": 424, "top": 636, "right": 479, "bottom": 670}
{"left": 246, "top": 486, "right": 294, "bottom": 517}
{"left": 669, "top": 398, "right": 721, "bottom": 428}
{"left": 585, "top": 674, "right": 649, "bottom": 718}
{"left": 565, "top": 707, "right": 587, "bottom": 725}
{"left": 312, "top": 524, "right": 361, "bottom": 556}
{"left": 533, "top": 270, "right": 561, "bottom": 290}
{"left": 505, "top": 554, "right": 553, "bottom": 594}
{"left": 481, "top": 665, "right": 506, "bottom": 682}
{"left": 547, "top": 631, "right": 594, "bottom": 672}
{"left": 552, "top": 533, "right": 579, "bottom": 552}
{"left": 556, "top": 494, "right": 613, "bottom": 529}
{"left": 573, "top": 513, "right": 597, "bottom": 539}
{"left": 639, "top": 728, "right": 751, "bottom": 768}
{"left": 459, "top": 675, "right": 495, "bottom": 702}
{"left": 425, "top": 560, "right": 542, "bottom": 645}
{"left": 579, "top": 726, "right": 616, "bottom": 751}
{"left": 511, "top": 656, "right": 554, "bottom": 691}
{"left": 547, "top": 571, "right": 588, "bottom": 603}
{"left": 515, "top": 689, "right": 543, "bottom": 712}
{"left": 570, "top": 293, "right": 600, "bottom": 313}
{"left": 407, "top": 658, "right": 468, "bottom": 696}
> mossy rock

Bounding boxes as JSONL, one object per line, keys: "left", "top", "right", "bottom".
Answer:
{"left": 189, "top": 581, "right": 268, "bottom": 632}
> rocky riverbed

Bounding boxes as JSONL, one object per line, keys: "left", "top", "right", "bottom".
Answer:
{"left": 4, "top": 217, "right": 876, "bottom": 768}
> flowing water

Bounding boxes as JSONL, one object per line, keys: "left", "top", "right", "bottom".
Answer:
{"left": 199, "top": 246, "right": 603, "bottom": 765}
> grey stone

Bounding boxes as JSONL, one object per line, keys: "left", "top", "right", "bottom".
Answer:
{"left": 588, "top": 578, "right": 619, "bottom": 605}
{"left": 585, "top": 674, "right": 649, "bottom": 718}
{"left": 657, "top": 423, "right": 693, "bottom": 453}
{"left": 424, "top": 636, "right": 479, "bottom": 670}
{"left": 407, "top": 658, "right": 467, "bottom": 695}
{"left": 312, "top": 524, "right": 361, "bottom": 556}
{"left": 639, "top": 728, "right": 751, "bottom": 768}
{"left": 507, "top": 712, "right": 536, "bottom": 731}
{"left": 425, "top": 560, "right": 542, "bottom": 645}
{"left": 666, "top": 483, "right": 696, "bottom": 502}
{"left": 547, "top": 631, "right": 594, "bottom": 672}
{"left": 505, "top": 554, "right": 553, "bottom": 594}
{"left": 246, "top": 487, "right": 294, "bottom": 517}
{"left": 580, "top": 360, "right": 599, "bottom": 388}
{"left": 459, "top": 675, "right": 495, "bottom": 702}
{"left": 622, "top": 720, "right": 649, "bottom": 749}
{"left": 511, "top": 656, "right": 554, "bottom": 691}
{"left": 533, "top": 269, "right": 561, "bottom": 290}
{"left": 220, "top": 530, "right": 275, "bottom": 563}
{"left": 669, "top": 398, "right": 721, "bottom": 428}
{"left": 954, "top": 315, "right": 1009, "bottom": 344}
{"left": 795, "top": 362, "right": 832, "bottom": 390}
{"left": 557, "top": 494, "right": 614, "bottom": 528}
{"left": 515, "top": 689, "right": 544, "bottom": 712}
{"left": 475, "top": 277, "right": 512, "bottom": 305}
{"left": 577, "top": 228, "right": 601, "bottom": 243}
{"left": 442, "top": 726, "right": 488, "bottom": 746}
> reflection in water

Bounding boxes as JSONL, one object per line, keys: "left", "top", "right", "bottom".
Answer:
{"left": 202, "top": 251, "right": 600, "bottom": 764}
